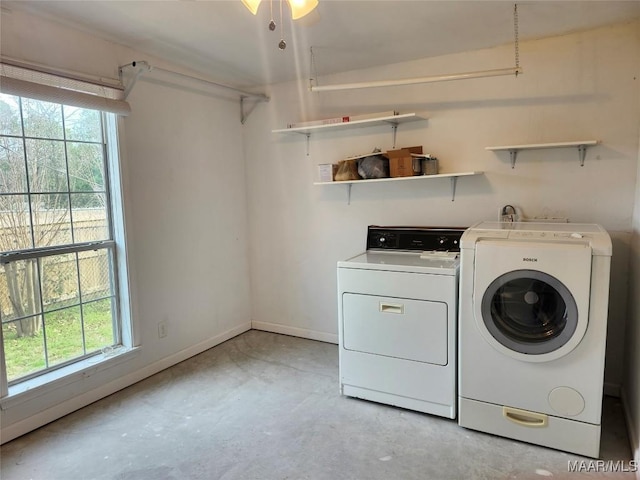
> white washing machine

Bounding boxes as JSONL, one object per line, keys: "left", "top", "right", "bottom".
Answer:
{"left": 338, "top": 226, "right": 465, "bottom": 419}
{"left": 458, "top": 221, "right": 612, "bottom": 458}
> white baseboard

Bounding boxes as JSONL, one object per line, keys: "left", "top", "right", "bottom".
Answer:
{"left": 621, "top": 386, "right": 640, "bottom": 480}
{"left": 251, "top": 321, "right": 338, "bottom": 344}
{"left": 0, "top": 322, "right": 251, "bottom": 444}
{"left": 604, "top": 382, "right": 622, "bottom": 398}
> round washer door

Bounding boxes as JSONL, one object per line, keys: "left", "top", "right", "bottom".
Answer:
{"left": 472, "top": 241, "right": 592, "bottom": 363}
{"left": 481, "top": 270, "right": 578, "bottom": 355}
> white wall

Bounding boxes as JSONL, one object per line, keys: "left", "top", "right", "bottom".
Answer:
{"left": 624, "top": 104, "right": 640, "bottom": 471}
{"left": 0, "top": 10, "right": 252, "bottom": 440}
{"left": 244, "top": 21, "right": 640, "bottom": 391}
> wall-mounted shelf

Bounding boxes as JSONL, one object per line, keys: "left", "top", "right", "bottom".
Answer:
{"left": 486, "top": 141, "right": 600, "bottom": 168}
{"left": 272, "top": 113, "right": 424, "bottom": 135}
{"left": 273, "top": 112, "right": 426, "bottom": 153}
{"left": 314, "top": 171, "right": 483, "bottom": 204}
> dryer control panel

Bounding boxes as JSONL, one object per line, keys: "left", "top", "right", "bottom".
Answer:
{"left": 366, "top": 226, "right": 466, "bottom": 252}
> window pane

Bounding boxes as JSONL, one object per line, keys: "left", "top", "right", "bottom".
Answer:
{"left": 0, "top": 94, "right": 22, "bottom": 136}
{"left": 0, "top": 260, "right": 42, "bottom": 322}
{"left": 41, "top": 253, "right": 80, "bottom": 312}
{"left": 79, "top": 249, "right": 112, "bottom": 301}
{"left": 44, "top": 305, "right": 84, "bottom": 366}
{"left": 0, "top": 194, "right": 33, "bottom": 251}
{"left": 26, "top": 139, "right": 68, "bottom": 193}
{"left": 64, "top": 107, "right": 102, "bottom": 142}
{"left": 83, "top": 298, "right": 116, "bottom": 352}
{"left": 71, "top": 194, "right": 108, "bottom": 242}
{"left": 1, "top": 97, "right": 125, "bottom": 383}
{"left": 0, "top": 137, "right": 27, "bottom": 193}
{"left": 68, "top": 142, "right": 105, "bottom": 192}
{"left": 22, "top": 98, "right": 63, "bottom": 140}
{"left": 2, "top": 316, "right": 46, "bottom": 382}
{"left": 31, "top": 193, "right": 72, "bottom": 247}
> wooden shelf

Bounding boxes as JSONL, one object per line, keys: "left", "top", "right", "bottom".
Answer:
{"left": 271, "top": 111, "right": 483, "bottom": 203}
{"left": 315, "top": 171, "right": 483, "bottom": 203}
{"left": 486, "top": 141, "right": 600, "bottom": 167}
{"left": 272, "top": 113, "right": 425, "bottom": 135}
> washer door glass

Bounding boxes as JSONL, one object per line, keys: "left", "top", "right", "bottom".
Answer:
{"left": 481, "top": 270, "right": 579, "bottom": 355}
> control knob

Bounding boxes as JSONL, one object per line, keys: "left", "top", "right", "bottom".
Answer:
{"left": 438, "top": 236, "right": 449, "bottom": 246}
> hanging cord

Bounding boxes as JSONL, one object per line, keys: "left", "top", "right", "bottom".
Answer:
{"left": 279, "top": 0, "right": 286, "bottom": 50}
{"left": 268, "top": 0, "right": 276, "bottom": 31}
{"left": 309, "top": 46, "right": 320, "bottom": 91}
{"left": 514, "top": 3, "right": 520, "bottom": 75}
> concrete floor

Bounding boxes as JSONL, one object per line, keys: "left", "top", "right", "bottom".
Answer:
{"left": 0, "top": 330, "right": 634, "bottom": 480}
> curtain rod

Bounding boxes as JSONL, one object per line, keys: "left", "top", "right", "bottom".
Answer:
{"left": 310, "top": 67, "right": 522, "bottom": 92}
{"left": 119, "top": 61, "right": 269, "bottom": 102}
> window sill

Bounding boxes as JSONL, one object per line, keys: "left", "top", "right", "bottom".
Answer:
{"left": 0, "top": 346, "right": 141, "bottom": 411}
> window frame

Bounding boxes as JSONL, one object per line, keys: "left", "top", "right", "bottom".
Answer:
{"left": 0, "top": 95, "right": 133, "bottom": 393}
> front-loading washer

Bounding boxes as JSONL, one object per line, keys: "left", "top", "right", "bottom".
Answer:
{"left": 458, "top": 221, "right": 612, "bottom": 458}
{"left": 338, "top": 226, "right": 465, "bottom": 419}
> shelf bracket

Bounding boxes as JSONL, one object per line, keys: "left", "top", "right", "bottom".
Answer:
{"left": 509, "top": 149, "right": 518, "bottom": 168}
{"left": 306, "top": 133, "right": 311, "bottom": 156}
{"left": 347, "top": 184, "right": 352, "bottom": 205}
{"left": 450, "top": 177, "right": 458, "bottom": 202}
{"left": 240, "top": 96, "right": 263, "bottom": 125}
{"left": 578, "top": 144, "right": 587, "bottom": 167}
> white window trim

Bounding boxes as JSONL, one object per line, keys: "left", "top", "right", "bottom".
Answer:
{"left": 0, "top": 75, "right": 135, "bottom": 397}
{"left": 106, "top": 114, "right": 137, "bottom": 349}
{"left": 0, "top": 346, "right": 141, "bottom": 410}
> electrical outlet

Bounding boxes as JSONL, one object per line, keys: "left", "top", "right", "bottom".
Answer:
{"left": 158, "top": 320, "right": 168, "bottom": 338}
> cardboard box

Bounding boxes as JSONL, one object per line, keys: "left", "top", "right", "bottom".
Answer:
{"left": 318, "top": 163, "right": 338, "bottom": 182}
{"left": 386, "top": 146, "right": 423, "bottom": 177}
{"left": 404, "top": 146, "right": 424, "bottom": 156}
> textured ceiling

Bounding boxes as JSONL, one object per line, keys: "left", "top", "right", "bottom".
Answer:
{"left": 3, "top": 1, "right": 640, "bottom": 89}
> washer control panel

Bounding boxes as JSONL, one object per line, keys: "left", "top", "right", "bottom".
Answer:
{"left": 460, "top": 222, "right": 612, "bottom": 256}
{"left": 509, "top": 231, "right": 591, "bottom": 241}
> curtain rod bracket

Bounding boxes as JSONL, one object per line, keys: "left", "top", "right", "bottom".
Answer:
{"left": 119, "top": 61, "right": 151, "bottom": 99}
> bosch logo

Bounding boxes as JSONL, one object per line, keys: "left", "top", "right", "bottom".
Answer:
{"left": 523, "top": 257, "right": 538, "bottom": 262}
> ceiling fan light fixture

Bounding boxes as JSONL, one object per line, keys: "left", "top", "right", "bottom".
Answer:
{"left": 241, "top": 0, "right": 262, "bottom": 15}
{"left": 287, "top": 0, "right": 318, "bottom": 20}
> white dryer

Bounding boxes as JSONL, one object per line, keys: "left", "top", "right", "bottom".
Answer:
{"left": 458, "top": 222, "right": 612, "bottom": 458}
{"left": 338, "top": 226, "right": 465, "bottom": 419}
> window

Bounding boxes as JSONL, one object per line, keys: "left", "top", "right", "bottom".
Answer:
{"left": 0, "top": 86, "right": 129, "bottom": 385}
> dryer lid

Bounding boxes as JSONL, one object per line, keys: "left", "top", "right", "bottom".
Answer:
{"left": 338, "top": 251, "right": 459, "bottom": 275}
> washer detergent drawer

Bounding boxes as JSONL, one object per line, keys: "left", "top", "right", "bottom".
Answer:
{"left": 342, "top": 293, "right": 447, "bottom": 365}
